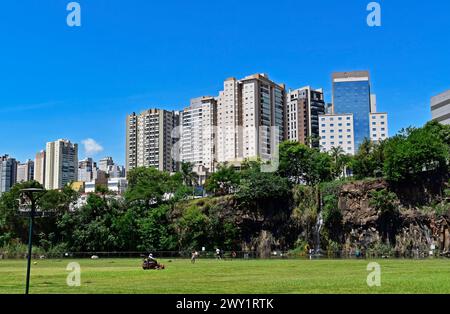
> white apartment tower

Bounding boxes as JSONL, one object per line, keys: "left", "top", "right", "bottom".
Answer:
{"left": 217, "top": 78, "right": 241, "bottom": 162}
{"left": 181, "top": 96, "right": 217, "bottom": 171}
{"left": 126, "top": 109, "right": 179, "bottom": 173}
{"left": 34, "top": 150, "right": 46, "bottom": 186}
{"left": 216, "top": 74, "right": 286, "bottom": 164}
{"left": 45, "top": 139, "right": 78, "bottom": 190}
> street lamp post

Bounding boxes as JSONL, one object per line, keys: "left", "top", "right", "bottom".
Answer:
{"left": 20, "top": 188, "right": 46, "bottom": 295}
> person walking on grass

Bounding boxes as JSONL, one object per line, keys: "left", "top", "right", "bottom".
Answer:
{"left": 216, "top": 248, "right": 221, "bottom": 260}
{"left": 191, "top": 251, "right": 198, "bottom": 264}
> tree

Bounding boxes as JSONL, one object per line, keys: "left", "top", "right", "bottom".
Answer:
{"left": 0, "top": 181, "right": 77, "bottom": 248}
{"left": 237, "top": 169, "right": 291, "bottom": 210}
{"left": 174, "top": 205, "right": 210, "bottom": 250}
{"left": 384, "top": 123, "right": 449, "bottom": 183}
{"left": 126, "top": 167, "right": 181, "bottom": 207}
{"left": 204, "top": 164, "right": 240, "bottom": 196}
{"left": 329, "top": 146, "right": 349, "bottom": 178}
{"left": 278, "top": 141, "right": 334, "bottom": 185}
{"left": 351, "top": 138, "right": 385, "bottom": 179}
{"left": 180, "top": 162, "right": 198, "bottom": 187}
{"left": 330, "top": 146, "right": 345, "bottom": 165}
{"left": 136, "top": 205, "right": 177, "bottom": 251}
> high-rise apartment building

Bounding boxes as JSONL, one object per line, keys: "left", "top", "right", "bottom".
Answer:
{"left": 286, "top": 86, "right": 325, "bottom": 147}
{"left": 180, "top": 96, "right": 217, "bottom": 171}
{"left": 217, "top": 77, "right": 240, "bottom": 163}
{"left": 126, "top": 109, "right": 179, "bottom": 172}
{"left": 98, "top": 157, "right": 114, "bottom": 172}
{"left": 431, "top": 89, "right": 450, "bottom": 125}
{"left": 0, "top": 155, "right": 17, "bottom": 195}
{"left": 78, "top": 158, "right": 96, "bottom": 182}
{"left": 319, "top": 114, "right": 355, "bottom": 155}
{"left": 332, "top": 71, "right": 372, "bottom": 149}
{"left": 45, "top": 139, "right": 78, "bottom": 190}
{"left": 16, "top": 159, "right": 34, "bottom": 183}
{"left": 34, "top": 150, "right": 46, "bottom": 186}
{"left": 216, "top": 73, "right": 286, "bottom": 164}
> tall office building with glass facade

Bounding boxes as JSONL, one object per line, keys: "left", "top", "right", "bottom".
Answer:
{"left": 332, "top": 71, "right": 371, "bottom": 149}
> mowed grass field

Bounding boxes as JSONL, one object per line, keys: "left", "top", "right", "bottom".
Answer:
{"left": 1, "top": 258, "right": 450, "bottom": 294}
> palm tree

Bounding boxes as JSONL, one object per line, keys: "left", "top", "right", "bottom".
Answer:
{"left": 329, "top": 146, "right": 345, "bottom": 178}
{"left": 180, "top": 162, "right": 198, "bottom": 187}
{"left": 330, "top": 146, "right": 345, "bottom": 164}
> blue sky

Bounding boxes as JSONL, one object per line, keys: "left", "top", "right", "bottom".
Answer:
{"left": 1, "top": 0, "right": 449, "bottom": 165}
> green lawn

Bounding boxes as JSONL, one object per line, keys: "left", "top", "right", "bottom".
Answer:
{"left": 1, "top": 258, "right": 449, "bottom": 294}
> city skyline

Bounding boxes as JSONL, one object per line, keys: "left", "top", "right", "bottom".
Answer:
{"left": 1, "top": 1, "right": 450, "bottom": 164}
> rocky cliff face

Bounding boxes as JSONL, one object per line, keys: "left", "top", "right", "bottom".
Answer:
{"left": 338, "top": 179, "right": 450, "bottom": 256}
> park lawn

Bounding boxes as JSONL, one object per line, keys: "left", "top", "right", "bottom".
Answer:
{"left": 0, "top": 258, "right": 450, "bottom": 294}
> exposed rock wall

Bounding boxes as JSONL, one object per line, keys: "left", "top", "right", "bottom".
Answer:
{"left": 338, "top": 179, "right": 450, "bottom": 255}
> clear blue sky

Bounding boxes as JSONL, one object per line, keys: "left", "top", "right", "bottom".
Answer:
{"left": 1, "top": 0, "right": 449, "bottom": 165}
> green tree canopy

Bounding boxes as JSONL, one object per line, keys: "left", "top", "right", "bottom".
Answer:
{"left": 278, "top": 141, "right": 334, "bottom": 185}
{"left": 204, "top": 164, "right": 240, "bottom": 196}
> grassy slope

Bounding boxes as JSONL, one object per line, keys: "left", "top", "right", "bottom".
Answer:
{"left": 1, "top": 259, "right": 449, "bottom": 294}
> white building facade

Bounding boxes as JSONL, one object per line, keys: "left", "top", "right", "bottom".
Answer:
{"left": 319, "top": 114, "right": 355, "bottom": 155}
{"left": 180, "top": 96, "right": 217, "bottom": 171}
{"left": 216, "top": 74, "right": 285, "bottom": 164}
{"left": 126, "top": 109, "right": 179, "bottom": 173}
{"left": 16, "top": 159, "right": 34, "bottom": 183}
{"left": 431, "top": 90, "right": 450, "bottom": 125}
{"left": 370, "top": 113, "right": 389, "bottom": 142}
{"left": 45, "top": 139, "right": 78, "bottom": 190}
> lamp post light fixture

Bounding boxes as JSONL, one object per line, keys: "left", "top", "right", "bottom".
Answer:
{"left": 19, "top": 188, "right": 47, "bottom": 295}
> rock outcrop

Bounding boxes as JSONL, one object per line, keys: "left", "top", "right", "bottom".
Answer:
{"left": 338, "top": 179, "right": 450, "bottom": 256}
